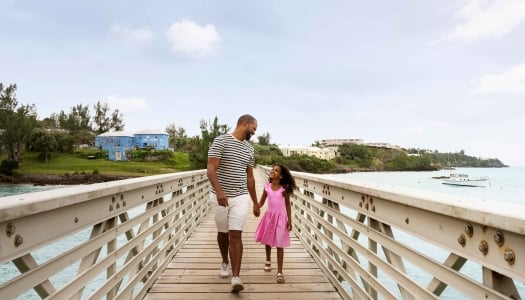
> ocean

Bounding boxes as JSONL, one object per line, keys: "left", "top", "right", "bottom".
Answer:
{"left": 1, "top": 167, "right": 524, "bottom": 299}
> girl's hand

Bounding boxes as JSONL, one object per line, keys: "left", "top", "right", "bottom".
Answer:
{"left": 287, "top": 221, "right": 292, "bottom": 231}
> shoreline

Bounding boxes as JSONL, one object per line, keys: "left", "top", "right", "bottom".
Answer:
{"left": 0, "top": 174, "right": 135, "bottom": 186}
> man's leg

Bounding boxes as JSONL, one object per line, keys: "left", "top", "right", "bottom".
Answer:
{"left": 218, "top": 232, "right": 229, "bottom": 264}
{"left": 229, "top": 230, "right": 243, "bottom": 277}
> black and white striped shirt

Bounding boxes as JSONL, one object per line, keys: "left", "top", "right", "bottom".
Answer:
{"left": 208, "top": 134, "right": 255, "bottom": 197}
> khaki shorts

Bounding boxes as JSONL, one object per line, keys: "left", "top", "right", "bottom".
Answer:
{"left": 209, "top": 193, "right": 250, "bottom": 232}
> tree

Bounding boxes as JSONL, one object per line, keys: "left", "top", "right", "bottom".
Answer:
{"left": 257, "top": 132, "right": 271, "bottom": 146}
{"left": 166, "top": 123, "right": 188, "bottom": 151}
{"left": 188, "top": 117, "right": 230, "bottom": 169}
{"left": 39, "top": 113, "right": 60, "bottom": 129}
{"left": 58, "top": 104, "right": 91, "bottom": 131}
{"left": 30, "top": 129, "right": 58, "bottom": 163}
{"left": 93, "top": 101, "right": 125, "bottom": 134}
{"left": 0, "top": 83, "right": 38, "bottom": 162}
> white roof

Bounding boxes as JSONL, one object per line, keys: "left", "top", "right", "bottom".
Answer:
{"left": 98, "top": 131, "right": 134, "bottom": 137}
{"left": 134, "top": 129, "right": 168, "bottom": 135}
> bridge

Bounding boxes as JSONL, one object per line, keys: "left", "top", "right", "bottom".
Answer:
{"left": 1, "top": 166, "right": 524, "bottom": 299}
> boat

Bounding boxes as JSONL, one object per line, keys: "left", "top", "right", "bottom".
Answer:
{"left": 441, "top": 173, "right": 490, "bottom": 187}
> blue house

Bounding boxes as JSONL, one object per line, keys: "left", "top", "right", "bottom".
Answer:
{"left": 133, "top": 129, "right": 170, "bottom": 150}
{"left": 95, "top": 129, "right": 169, "bottom": 161}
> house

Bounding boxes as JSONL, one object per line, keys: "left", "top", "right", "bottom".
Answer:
{"left": 278, "top": 145, "right": 337, "bottom": 160}
{"left": 95, "top": 129, "right": 169, "bottom": 161}
{"left": 133, "top": 129, "right": 169, "bottom": 150}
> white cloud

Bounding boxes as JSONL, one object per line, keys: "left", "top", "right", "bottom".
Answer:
{"left": 446, "top": 0, "right": 525, "bottom": 42}
{"left": 165, "top": 19, "right": 221, "bottom": 57}
{"left": 107, "top": 95, "right": 149, "bottom": 112}
{"left": 471, "top": 64, "right": 525, "bottom": 94}
{"left": 111, "top": 24, "right": 155, "bottom": 43}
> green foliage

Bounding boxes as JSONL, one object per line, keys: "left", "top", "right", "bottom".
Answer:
{"left": 257, "top": 132, "right": 271, "bottom": 146}
{"left": 166, "top": 123, "right": 188, "bottom": 151}
{"left": 92, "top": 101, "right": 124, "bottom": 134}
{"left": 188, "top": 117, "right": 230, "bottom": 169}
{"left": 127, "top": 149, "right": 173, "bottom": 161}
{"left": 13, "top": 150, "right": 191, "bottom": 176}
{"left": 73, "top": 147, "right": 107, "bottom": 159}
{"left": 407, "top": 148, "right": 508, "bottom": 168}
{"left": 0, "top": 159, "right": 20, "bottom": 176}
{"left": 0, "top": 83, "right": 38, "bottom": 162}
{"left": 29, "top": 129, "right": 58, "bottom": 162}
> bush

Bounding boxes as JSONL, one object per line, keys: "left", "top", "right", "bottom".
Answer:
{"left": 0, "top": 160, "right": 20, "bottom": 176}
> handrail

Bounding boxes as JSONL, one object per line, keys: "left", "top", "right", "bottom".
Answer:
{"left": 0, "top": 170, "right": 210, "bottom": 299}
{"left": 2, "top": 167, "right": 524, "bottom": 299}
{"left": 255, "top": 166, "right": 524, "bottom": 300}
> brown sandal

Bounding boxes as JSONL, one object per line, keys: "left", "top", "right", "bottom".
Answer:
{"left": 276, "top": 273, "right": 285, "bottom": 283}
{"left": 264, "top": 261, "right": 271, "bottom": 272}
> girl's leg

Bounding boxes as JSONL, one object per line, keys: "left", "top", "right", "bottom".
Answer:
{"left": 264, "top": 245, "right": 272, "bottom": 271}
{"left": 265, "top": 245, "right": 272, "bottom": 262}
{"left": 277, "top": 247, "right": 284, "bottom": 273}
{"left": 276, "top": 247, "right": 285, "bottom": 283}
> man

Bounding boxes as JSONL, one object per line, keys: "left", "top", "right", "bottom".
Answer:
{"left": 206, "top": 114, "right": 260, "bottom": 293}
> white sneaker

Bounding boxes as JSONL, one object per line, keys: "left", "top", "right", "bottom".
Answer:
{"left": 231, "top": 276, "right": 244, "bottom": 293}
{"left": 219, "top": 262, "right": 231, "bottom": 278}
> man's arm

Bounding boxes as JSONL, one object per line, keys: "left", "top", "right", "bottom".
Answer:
{"left": 207, "top": 157, "right": 228, "bottom": 206}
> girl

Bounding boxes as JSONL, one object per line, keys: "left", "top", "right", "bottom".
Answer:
{"left": 254, "top": 164, "right": 297, "bottom": 283}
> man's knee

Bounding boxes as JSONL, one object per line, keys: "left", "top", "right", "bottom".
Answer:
{"left": 229, "top": 230, "right": 242, "bottom": 240}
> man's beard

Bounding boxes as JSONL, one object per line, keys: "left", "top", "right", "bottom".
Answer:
{"left": 245, "top": 132, "right": 252, "bottom": 140}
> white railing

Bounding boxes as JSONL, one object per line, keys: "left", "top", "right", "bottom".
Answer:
{"left": 2, "top": 167, "right": 524, "bottom": 300}
{"left": 256, "top": 166, "right": 524, "bottom": 300}
{"left": 0, "top": 170, "right": 209, "bottom": 299}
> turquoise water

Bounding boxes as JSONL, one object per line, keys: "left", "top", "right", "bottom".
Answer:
{"left": 327, "top": 167, "right": 525, "bottom": 205}
{"left": 1, "top": 168, "right": 524, "bottom": 298}
{"left": 0, "top": 183, "right": 65, "bottom": 197}
{"left": 326, "top": 167, "right": 525, "bottom": 299}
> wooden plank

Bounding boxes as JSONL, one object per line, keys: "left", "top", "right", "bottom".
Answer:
{"left": 144, "top": 292, "right": 342, "bottom": 300}
{"left": 144, "top": 172, "right": 343, "bottom": 300}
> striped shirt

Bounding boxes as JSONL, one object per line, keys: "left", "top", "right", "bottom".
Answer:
{"left": 208, "top": 134, "right": 255, "bottom": 197}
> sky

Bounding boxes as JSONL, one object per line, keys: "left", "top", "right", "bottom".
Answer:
{"left": 1, "top": 0, "right": 525, "bottom": 166}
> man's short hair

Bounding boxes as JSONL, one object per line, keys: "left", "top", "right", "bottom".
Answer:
{"left": 237, "top": 114, "right": 256, "bottom": 126}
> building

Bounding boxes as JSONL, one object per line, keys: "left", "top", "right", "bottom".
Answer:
{"left": 278, "top": 145, "right": 337, "bottom": 160}
{"left": 317, "top": 138, "right": 364, "bottom": 147}
{"left": 95, "top": 129, "right": 169, "bottom": 161}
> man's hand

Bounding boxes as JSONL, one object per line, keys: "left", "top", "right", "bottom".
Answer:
{"left": 217, "top": 191, "right": 228, "bottom": 207}
{"left": 253, "top": 204, "right": 260, "bottom": 217}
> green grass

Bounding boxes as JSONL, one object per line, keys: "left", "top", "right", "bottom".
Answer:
{"left": 4, "top": 151, "right": 194, "bottom": 177}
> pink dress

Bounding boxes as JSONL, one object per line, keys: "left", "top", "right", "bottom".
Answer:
{"left": 254, "top": 182, "right": 290, "bottom": 248}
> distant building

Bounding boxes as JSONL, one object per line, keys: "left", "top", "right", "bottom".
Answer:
{"left": 365, "top": 142, "right": 400, "bottom": 150}
{"left": 278, "top": 145, "right": 337, "bottom": 160}
{"left": 95, "top": 129, "right": 169, "bottom": 161}
{"left": 317, "top": 138, "right": 364, "bottom": 147}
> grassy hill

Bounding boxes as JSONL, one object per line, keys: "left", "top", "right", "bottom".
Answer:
{"left": 3, "top": 151, "right": 193, "bottom": 177}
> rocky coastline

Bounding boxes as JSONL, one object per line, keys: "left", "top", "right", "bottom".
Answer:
{"left": 0, "top": 174, "right": 134, "bottom": 186}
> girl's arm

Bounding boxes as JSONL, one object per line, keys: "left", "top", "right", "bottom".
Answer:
{"left": 285, "top": 193, "right": 292, "bottom": 231}
{"left": 258, "top": 189, "right": 267, "bottom": 208}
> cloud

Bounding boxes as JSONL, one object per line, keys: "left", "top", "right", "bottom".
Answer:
{"left": 165, "top": 19, "right": 221, "bottom": 57}
{"left": 446, "top": 0, "right": 525, "bottom": 42}
{"left": 111, "top": 24, "right": 155, "bottom": 43}
{"left": 471, "top": 64, "right": 525, "bottom": 95}
{"left": 107, "top": 95, "right": 149, "bottom": 112}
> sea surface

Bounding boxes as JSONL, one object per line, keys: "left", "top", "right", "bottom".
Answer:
{"left": 1, "top": 167, "right": 524, "bottom": 299}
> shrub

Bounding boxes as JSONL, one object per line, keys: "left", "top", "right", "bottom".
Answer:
{"left": 0, "top": 160, "right": 20, "bottom": 176}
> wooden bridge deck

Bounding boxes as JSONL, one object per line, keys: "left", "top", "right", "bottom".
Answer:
{"left": 143, "top": 211, "right": 343, "bottom": 300}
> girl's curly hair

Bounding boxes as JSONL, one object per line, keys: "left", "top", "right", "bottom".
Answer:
{"left": 271, "top": 164, "right": 296, "bottom": 195}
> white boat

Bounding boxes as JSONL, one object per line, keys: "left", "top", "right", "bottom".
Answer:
{"left": 442, "top": 173, "right": 490, "bottom": 187}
